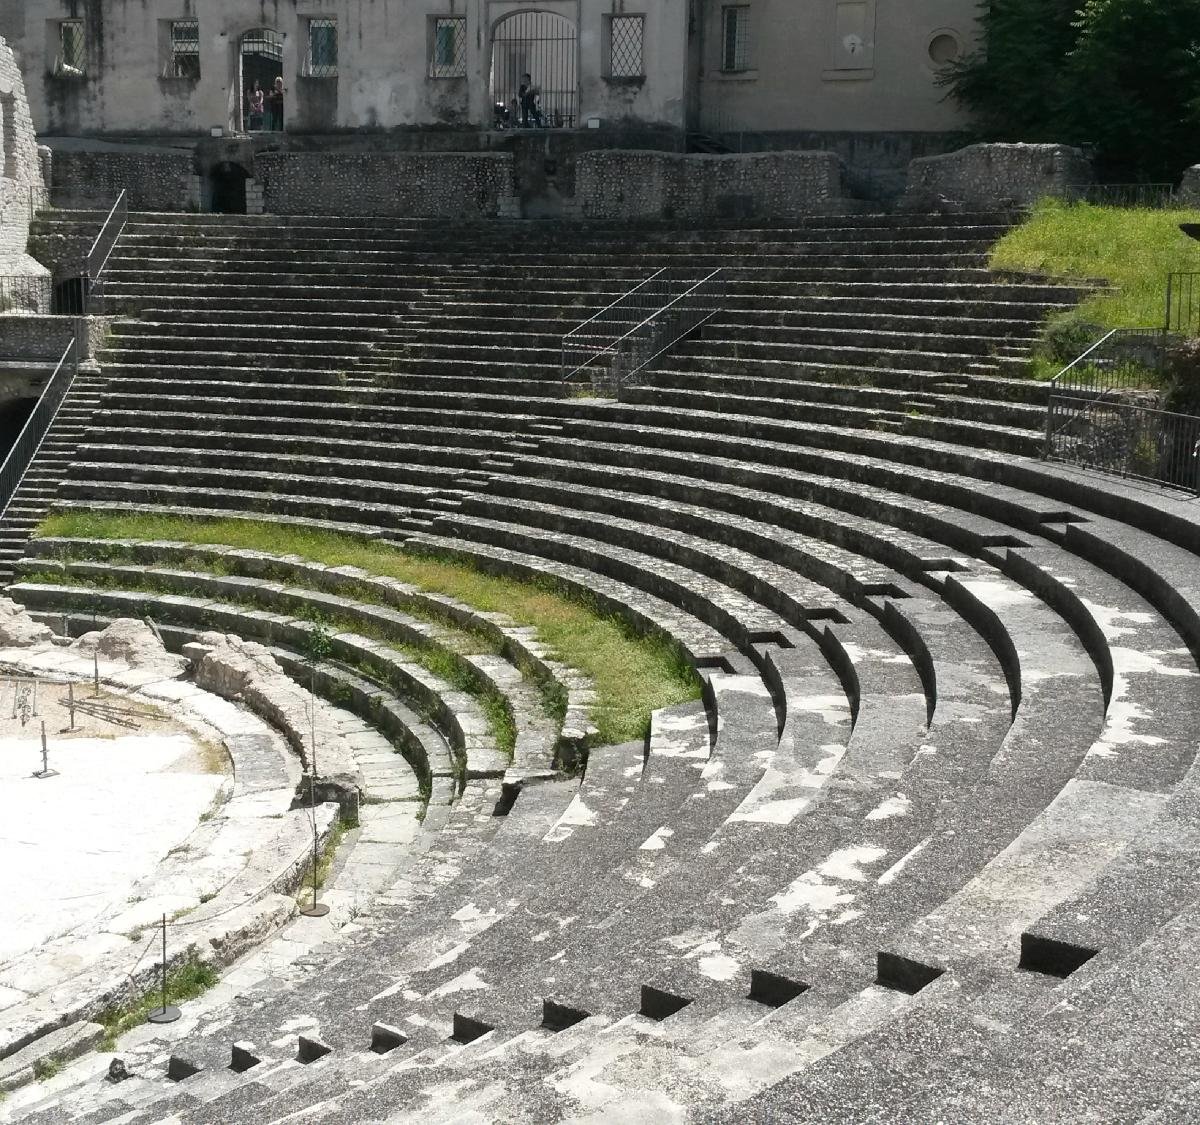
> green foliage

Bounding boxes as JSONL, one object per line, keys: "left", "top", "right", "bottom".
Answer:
{"left": 992, "top": 200, "right": 1200, "bottom": 375}
{"left": 304, "top": 620, "right": 334, "bottom": 663}
{"left": 942, "top": 0, "right": 1200, "bottom": 181}
{"left": 938, "top": 0, "right": 1079, "bottom": 141}
{"left": 1064, "top": 0, "right": 1200, "bottom": 181}
{"left": 98, "top": 958, "right": 219, "bottom": 1050}
{"left": 32, "top": 1055, "right": 62, "bottom": 1082}
{"left": 35, "top": 512, "right": 702, "bottom": 743}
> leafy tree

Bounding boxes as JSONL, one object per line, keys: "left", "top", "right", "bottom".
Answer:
{"left": 940, "top": 0, "right": 1200, "bottom": 182}
{"left": 938, "top": 0, "right": 1080, "bottom": 141}
{"left": 1063, "top": 0, "right": 1200, "bottom": 181}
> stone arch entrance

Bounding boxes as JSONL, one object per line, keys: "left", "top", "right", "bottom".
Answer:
{"left": 210, "top": 162, "right": 250, "bottom": 214}
{"left": 237, "top": 28, "right": 284, "bottom": 133}
{"left": 490, "top": 11, "right": 578, "bottom": 129}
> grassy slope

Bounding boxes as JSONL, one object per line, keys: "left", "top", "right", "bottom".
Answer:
{"left": 36, "top": 511, "right": 702, "bottom": 745}
{"left": 991, "top": 199, "right": 1200, "bottom": 330}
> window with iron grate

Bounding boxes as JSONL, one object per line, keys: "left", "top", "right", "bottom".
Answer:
{"left": 306, "top": 18, "right": 338, "bottom": 78}
{"left": 609, "top": 15, "right": 645, "bottom": 78}
{"left": 430, "top": 16, "right": 467, "bottom": 78}
{"left": 55, "top": 19, "right": 86, "bottom": 78}
{"left": 166, "top": 19, "right": 200, "bottom": 80}
{"left": 721, "top": 5, "right": 751, "bottom": 72}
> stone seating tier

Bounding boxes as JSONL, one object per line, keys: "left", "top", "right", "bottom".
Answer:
{"left": 5, "top": 210, "right": 1200, "bottom": 1122}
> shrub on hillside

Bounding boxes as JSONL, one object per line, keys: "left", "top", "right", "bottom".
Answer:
{"left": 1040, "top": 308, "right": 1104, "bottom": 366}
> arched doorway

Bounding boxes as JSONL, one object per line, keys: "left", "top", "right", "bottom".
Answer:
{"left": 210, "top": 163, "right": 249, "bottom": 214}
{"left": 490, "top": 12, "right": 578, "bottom": 129}
{"left": 239, "top": 28, "right": 283, "bottom": 132}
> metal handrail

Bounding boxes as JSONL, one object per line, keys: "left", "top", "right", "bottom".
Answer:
{"left": 600, "top": 268, "right": 722, "bottom": 364}
{"left": 0, "top": 339, "right": 78, "bottom": 520}
{"left": 561, "top": 267, "right": 724, "bottom": 385}
{"left": 83, "top": 190, "right": 128, "bottom": 315}
{"left": 562, "top": 268, "right": 667, "bottom": 349}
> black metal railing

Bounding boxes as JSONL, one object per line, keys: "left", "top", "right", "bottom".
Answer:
{"left": 1166, "top": 272, "right": 1200, "bottom": 336}
{"left": 562, "top": 267, "right": 723, "bottom": 390}
{"left": 1045, "top": 327, "right": 1200, "bottom": 492}
{"left": 0, "top": 274, "right": 52, "bottom": 313}
{"left": 1047, "top": 395, "right": 1200, "bottom": 493}
{"left": 84, "top": 190, "right": 128, "bottom": 315}
{"left": 0, "top": 339, "right": 78, "bottom": 519}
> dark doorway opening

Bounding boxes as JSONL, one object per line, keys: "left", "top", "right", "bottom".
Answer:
{"left": 211, "top": 163, "right": 249, "bottom": 214}
{"left": 239, "top": 28, "right": 284, "bottom": 132}
{"left": 51, "top": 276, "right": 87, "bottom": 315}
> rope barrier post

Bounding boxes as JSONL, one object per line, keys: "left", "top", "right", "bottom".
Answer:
{"left": 68, "top": 680, "right": 76, "bottom": 730}
{"left": 147, "top": 914, "right": 181, "bottom": 1024}
{"left": 31, "top": 676, "right": 37, "bottom": 718}
{"left": 300, "top": 662, "right": 329, "bottom": 918}
{"left": 33, "top": 719, "right": 57, "bottom": 779}
{"left": 93, "top": 652, "right": 100, "bottom": 697}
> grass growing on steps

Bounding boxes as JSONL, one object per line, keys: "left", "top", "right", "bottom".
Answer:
{"left": 24, "top": 566, "right": 521, "bottom": 758}
{"left": 97, "top": 958, "right": 219, "bottom": 1050}
{"left": 991, "top": 199, "right": 1200, "bottom": 378}
{"left": 35, "top": 511, "right": 702, "bottom": 744}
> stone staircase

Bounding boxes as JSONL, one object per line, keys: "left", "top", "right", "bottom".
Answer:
{"left": 5, "top": 209, "right": 1200, "bottom": 1122}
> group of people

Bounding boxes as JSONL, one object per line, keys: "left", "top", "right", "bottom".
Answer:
{"left": 245, "top": 77, "right": 285, "bottom": 131}
{"left": 494, "top": 73, "right": 547, "bottom": 129}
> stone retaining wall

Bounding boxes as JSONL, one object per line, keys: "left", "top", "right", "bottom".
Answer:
{"left": 50, "top": 149, "right": 198, "bottom": 212}
{"left": 1181, "top": 166, "right": 1200, "bottom": 207}
{"left": 257, "top": 152, "right": 515, "bottom": 218}
{"left": 575, "top": 149, "right": 853, "bottom": 221}
{"left": 902, "top": 143, "right": 1094, "bottom": 210}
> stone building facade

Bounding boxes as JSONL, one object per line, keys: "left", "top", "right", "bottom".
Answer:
{"left": 0, "top": 1, "right": 977, "bottom": 142}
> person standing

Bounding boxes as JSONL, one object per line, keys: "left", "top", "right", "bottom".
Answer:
{"left": 267, "top": 77, "right": 285, "bottom": 131}
{"left": 247, "top": 81, "right": 265, "bottom": 131}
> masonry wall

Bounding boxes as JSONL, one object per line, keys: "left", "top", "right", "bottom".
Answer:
{"left": 258, "top": 151, "right": 514, "bottom": 216}
{"left": 50, "top": 149, "right": 197, "bottom": 211}
{"left": 0, "top": 32, "right": 49, "bottom": 295}
{"left": 1181, "top": 167, "right": 1200, "bottom": 207}
{"left": 5, "top": 0, "right": 691, "bottom": 136}
{"left": 902, "top": 143, "right": 1094, "bottom": 209}
{"left": 576, "top": 150, "right": 853, "bottom": 221}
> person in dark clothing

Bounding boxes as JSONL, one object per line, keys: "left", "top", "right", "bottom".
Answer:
{"left": 266, "top": 77, "right": 285, "bottom": 131}
{"left": 518, "top": 73, "right": 544, "bottom": 128}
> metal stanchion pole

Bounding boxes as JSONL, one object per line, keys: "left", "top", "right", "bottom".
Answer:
{"left": 147, "top": 914, "right": 181, "bottom": 1024}
{"left": 33, "top": 719, "right": 57, "bottom": 779}
{"left": 300, "top": 666, "right": 329, "bottom": 918}
{"left": 93, "top": 653, "right": 100, "bottom": 697}
{"left": 68, "top": 681, "right": 76, "bottom": 730}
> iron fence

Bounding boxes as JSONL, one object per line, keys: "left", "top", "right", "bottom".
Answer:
{"left": 562, "top": 267, "right": 723, "bottom": 390}
{"left": 1045, "top": 327, "right": 1200, "bottom": 493}
{"left": 1166, "top": 272, "right": 1200, "bottom": 336}
{"left": 1046, "top": 395, "right": 1200, "bottom": 493}
{"left": 0, "top": 275, "right": 52, "bottom": 314}
{"left": 0, "top": 339, "right": 78, "bottom": 519}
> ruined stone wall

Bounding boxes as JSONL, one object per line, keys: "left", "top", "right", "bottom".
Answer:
{"left": 1181, "top": 166, "right": 1200, "bottom": 207}
{"left": 0, "top": 32, "right": 49, "bottom": 297}
{"left": 50, "top": 149, "right": 197, "bottom": 212}
{"left": 902, "top": 143, "right": 1094, "bottom": 209}
{"left": 575, "top": 150, "right": 853, "bottom": 221}
{"left": 257, "top": 151, "right": 514, "bottom": 217}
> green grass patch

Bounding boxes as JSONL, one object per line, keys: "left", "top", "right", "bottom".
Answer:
{"left": 35, "top": 512, "right": 701, "bottom": 743}
{"left": 991, "top": 198, "right": 1200, "bottom": 330}
{"left": 992, "top": 200, "right": 1200, "bottom": 378}
{"left": 32, "top": 1056, "right": 62, "bottom": 1082}
{"left": 97, "top": 958, "right": 219, "bottom": 1050}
